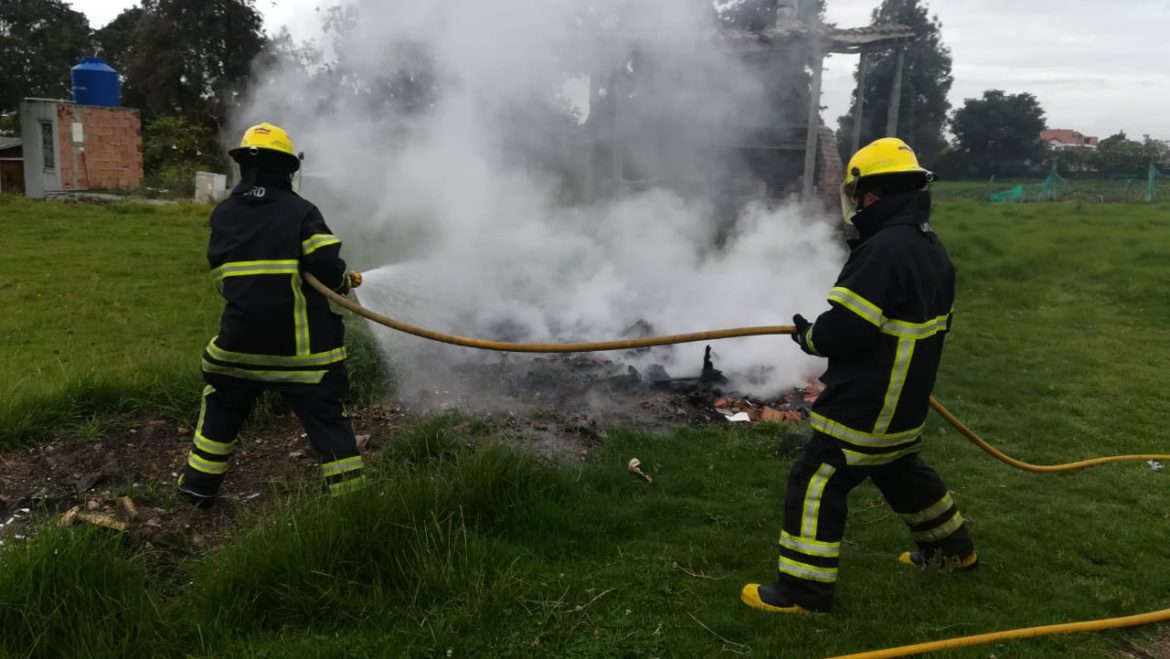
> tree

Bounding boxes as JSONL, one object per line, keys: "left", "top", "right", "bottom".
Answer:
{"left": 836, "top": 0, "right": 953, "bottom": 163}
{"left": 249, "top": 5, "right": 441, "bottom": 119}
{"left": 950, "top": 90, "right": 1046, "bottom": 177}
{"left": 122, "top": 0, "right": 265, "bottom": 129}
{"left": 0, "top": 0, "right": 92, "bottom": 113}
{"left": 1091, "top": 132, "right": 1167, "bottom": 175}
{"left": 93, "top": 8, "right": 144, "bottom": 78}
{"left": 1141, "top": 135, "right": 1170, "bottom": 167}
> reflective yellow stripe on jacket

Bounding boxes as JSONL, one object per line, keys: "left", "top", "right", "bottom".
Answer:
{"left": 883, "top": 314, "right": 951, "bottom": 339}
{"left": 208, "top": 258, "right": 329, "bottom": 371}
{"left": 873, "top": 337, "right": 915, "bottom": 434}
{"left": 291, "top": 273, "right": 310, "bottom": 356}
{"left": 827, "top": 287, "right": 884, "bottom": 327}
{"left": 822, "top": 286, "right": 953, "bottom": 441}
{"left": 839, "top": 442, "right": 922, "bottom": 467}
{"left": 211, "top": 259, "right": 299, "bottom": 281}
{"left": 810, "top": 412, "right": 924, "bottom": 449}
{"left": 201, "top": 360, "right": 327, "bottom": 384}
{"left": 206, "top": 338, "right": 346, "bottom": 368}
{"left": 828, "top": 287, "right": 951, "bottom": 339}
{"left": 302, "top": 234, "right": 341, "bottom": 256}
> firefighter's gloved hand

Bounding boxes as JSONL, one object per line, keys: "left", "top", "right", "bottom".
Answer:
{"left": 791, "top": 314, "right": 816, "bottom": 355}
{"left": 336, "top": 271, "right": 362, "bottom": 294}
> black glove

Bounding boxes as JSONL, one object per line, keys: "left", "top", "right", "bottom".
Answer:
{"left": 791, "top": 314, "right": 816, "bottom": 355}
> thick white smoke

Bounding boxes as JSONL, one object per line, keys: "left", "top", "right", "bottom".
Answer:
{"left": 239, "top": 0, "right": 846, "bottom": 399}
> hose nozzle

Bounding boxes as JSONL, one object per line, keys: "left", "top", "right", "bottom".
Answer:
{"left": 345, "top": 270, "right": 363, "bottom": 290}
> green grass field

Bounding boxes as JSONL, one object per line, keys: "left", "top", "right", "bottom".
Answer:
{"left": 0, "top": 196, "right": 217, "bottom": 443}
{"left": 0, "top": 195, "right": 385, "bottom": 445}
{"left": 1, "top": 194, "right": 1169, "bottom": 658}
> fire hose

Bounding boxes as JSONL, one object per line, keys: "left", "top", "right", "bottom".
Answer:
{"left": 304, "top": 272, "right": 1170, "bottom": 657}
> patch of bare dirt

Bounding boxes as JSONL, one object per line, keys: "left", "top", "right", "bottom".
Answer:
{"left": 0, "top": 351, "right": 814, "bottom": 555}
{"left": 1119, "top": 631, "right": 1170, "bottom": 659}
{"left": 0, "top": 405, "right": 411, "bottom": 555}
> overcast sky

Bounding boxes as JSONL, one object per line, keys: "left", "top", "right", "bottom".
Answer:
{"left": 69, "top": 0, "right": 1170, "bottom": 139}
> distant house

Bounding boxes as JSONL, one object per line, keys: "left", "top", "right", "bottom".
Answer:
{"left": 1041, "top": 129, "right": 1099, "bottom": 150}
{"left": 0, "top": 136, "right": 23, "bottom": 194}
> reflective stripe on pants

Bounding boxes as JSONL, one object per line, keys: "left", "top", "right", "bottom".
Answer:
{"left": 772, "top": 434, "right": 975, "bottom": 611}
{"left": 181, "top": 366, "right": 362, "bottom": 499}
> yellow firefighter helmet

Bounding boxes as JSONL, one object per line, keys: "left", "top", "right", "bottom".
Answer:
{"left": 840, "top": 137, "right": 933, "bottom": 224}
{"left": 229, "top": 122, "right": 299, "bottom": 163}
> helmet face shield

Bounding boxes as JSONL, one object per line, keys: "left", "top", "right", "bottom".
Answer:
{"left": 840, "top": 177, "right": 860, "bottom": 225}
{"left": 291, "top": 151, "right": 305, "bottom": 193}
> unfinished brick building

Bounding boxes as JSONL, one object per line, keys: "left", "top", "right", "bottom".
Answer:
{"left": 19, "top": 99, "right": 144, "bottom": 198}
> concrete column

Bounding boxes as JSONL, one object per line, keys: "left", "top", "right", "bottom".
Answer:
{"left": 802, "top": 39, "right": 825, "bottom": 201}
{"left": 851, "top": 52, "right": 868, "bottom": 154}
{"left": 886, "top": 47, "right": 906, "bottom": 137}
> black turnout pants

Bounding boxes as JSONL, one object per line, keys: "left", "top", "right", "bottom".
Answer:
{"left": 774, "top": 433, "right": 974, "bottom": 611}
{"left": 178, "top": 366, "right": 366, "bottom": 498}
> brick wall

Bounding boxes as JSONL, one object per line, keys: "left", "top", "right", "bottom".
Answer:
{"left": 57, "top": 105, "right": 144, "bottom": 191}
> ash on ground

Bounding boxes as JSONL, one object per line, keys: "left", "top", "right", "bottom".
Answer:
{"left": 399, "top": 345, "right": 819, "bottom": 463}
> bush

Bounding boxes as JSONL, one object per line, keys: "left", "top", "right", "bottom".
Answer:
{"left": 142, "top": 116, "right": 225, "bottom": 197}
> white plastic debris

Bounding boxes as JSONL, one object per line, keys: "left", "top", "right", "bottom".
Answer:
{"left": 1148, "top": 460, "right": 1163, "bottom": 472}
{"left": 627, "top": 458, "right": 653, "bottom": 484}
{"left": 723, "top": 412, "right": 752, "bottom": 423}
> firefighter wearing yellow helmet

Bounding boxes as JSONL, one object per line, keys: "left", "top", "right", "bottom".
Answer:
{"left": 741, "top": 138, "right": 976, "bottom": 614}
{"left": 228, "top": 122, "right": 304, "bottom": 192}
{"left": 177, "top": 122, "right": 365, "bottom": 509}
{"left": 840, "top": 137, "right": 935, "bottom": 224}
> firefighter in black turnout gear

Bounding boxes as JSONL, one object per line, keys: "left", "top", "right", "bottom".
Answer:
{"left": 177, "top": 123, "right": 366, "bottom": 508}
{"left": 742, "top": 138, "right": 977, "bottom": 614}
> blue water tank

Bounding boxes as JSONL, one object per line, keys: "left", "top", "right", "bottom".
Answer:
{"left": 71, "top": 57, "right": 121, "bottom": 107}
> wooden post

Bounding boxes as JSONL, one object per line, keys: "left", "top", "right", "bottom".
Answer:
{"left": 851, "top": 51, "right": 868, "bottom": 154}
{"left": 801, "top": 32, "right": 825, "bottom": 202}
{"left": 886, "top": 46, "right": 906, "bottom": 137}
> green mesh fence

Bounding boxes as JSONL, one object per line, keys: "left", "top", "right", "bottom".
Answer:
{"left": 988, "top": 164, "right": 1166, "bottom": 203}
{"left": 989, "top": 165, "right": 1066, "bottom": 203}
{"left": 1146, "top": 163, "right": 1168, "bottom": 203}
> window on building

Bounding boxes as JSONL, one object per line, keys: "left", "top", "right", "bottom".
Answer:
{"left": 40, "top": 121, "right": 56, "bottom": 170}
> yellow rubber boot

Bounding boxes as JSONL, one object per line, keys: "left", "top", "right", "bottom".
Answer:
{"left": 740, "top": 583, "right": 811, "bottom": 614}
